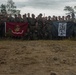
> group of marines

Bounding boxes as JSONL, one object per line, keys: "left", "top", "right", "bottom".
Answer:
{"left": 0, "top": 13, "right": 75, "bottom": 40}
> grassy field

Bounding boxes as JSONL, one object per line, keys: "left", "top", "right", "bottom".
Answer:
{"left": 0, "top": 40, "right": 76, "bottom": 75}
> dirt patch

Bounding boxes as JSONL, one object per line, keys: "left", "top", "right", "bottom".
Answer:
{"left": 0, "top": 40, "right": 76, "bottom": 75}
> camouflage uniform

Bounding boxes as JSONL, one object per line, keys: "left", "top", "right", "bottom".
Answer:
{"left": 37, "top": 15, "right": 43, "bottom": 39}
{"left": 46, "top": 19, "right": 53, "bottom": 39}
{"left": 74, "top": 23, "right": 76, "bottom": 38}
{"left": 42, "top": 22, "right": 48, "bottom": 39}
{"left": 27, "top": 14, "right": 37, "bottom": 40}
{"left": 22, "top": 15, "right": 28, "bottom": 23}
{"left": 13, "top": 14, "right": 19, "bottom": 23}
{"left": 27, "top": 17, "right": 32, "bottom": 39}
{"left": 17, "top": 14, "right": 23, "bottom": 23}
{"left": 7, "top": 14, "right": 14, "bottom": 22}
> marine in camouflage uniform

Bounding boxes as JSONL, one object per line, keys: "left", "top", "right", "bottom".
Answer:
{"left": 42, "top": 16, "right": 53, "bottom": 40}
{"left": 17, "top": 14, "right": 23, "bottom": 23}
{"left": 26, "top": 13, "right": 32, "bottom": 40}
{"left": 42, "top": 17, "right": 47, "bottom": 39}
{"left": 30, "top": 14, "right": 37, "bottom": 40}
{"left": 27, "top": 14, "right": 37, "bottom": 40}
{"left": 47, "top": 16, "right": 53, "bottom": 39}
{"left": 22, "top": 14, "right": 31, "bottom": 40}
{"left": 22, "top": 14, "right": 28, "bottom": 23}
{"left": 36, "top": 13, "right": 43, "bottom": 39}
{"left": 7, "top": 14, "right": 14, "bottom": 22}
{"left": 33, "top": 22, "right": 39, "bottom": 40}
{"left": 13, "top": 14, "right": 19, "bottom": 23}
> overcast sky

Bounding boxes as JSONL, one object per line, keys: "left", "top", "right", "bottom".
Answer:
{"left": 1, "top": 0, "right": 76, "bottom": 17}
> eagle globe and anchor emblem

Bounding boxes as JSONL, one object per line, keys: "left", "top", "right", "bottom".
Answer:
{"left": 12, "top": 25, "right": 24, "bottom": 34}
{"left": 15, "top": 25, "right": 20, "bottom": 32}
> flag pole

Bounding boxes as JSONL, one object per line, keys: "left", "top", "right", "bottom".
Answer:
{"left": 5, "top": 22, "right": 6, "bottom": 37}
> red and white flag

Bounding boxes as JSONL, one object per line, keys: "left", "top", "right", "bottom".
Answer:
{"left": 5, "top": 22, "right": 28, "bottom": 37}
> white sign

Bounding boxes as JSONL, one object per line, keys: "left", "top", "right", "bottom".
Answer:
{"left": 58, "top": 23, "right": 67, "bottom": 36}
